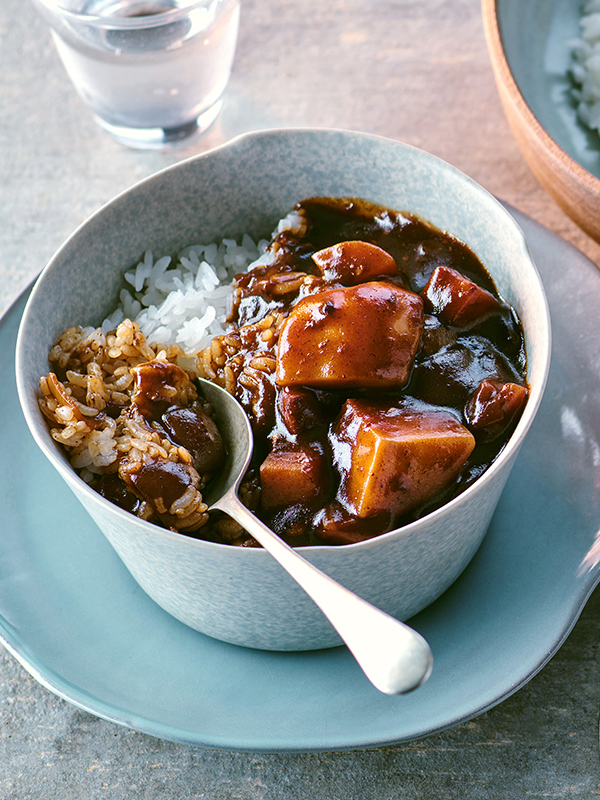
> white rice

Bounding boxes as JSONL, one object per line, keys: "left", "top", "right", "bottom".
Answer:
{"left": 570, "top": 0, "right": 600, "bottom": 132}
{"left": 102, "top": 235, "right": 271, "bottom": 355}
{"left": 102, "top": 208, "right": 307, "bottom": 356}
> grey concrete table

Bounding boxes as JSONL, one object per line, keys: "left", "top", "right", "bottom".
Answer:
{"left": 1, "top": 0, "right": 600, "bottom": 796}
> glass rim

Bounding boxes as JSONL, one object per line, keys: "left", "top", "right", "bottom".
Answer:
{"left": 35, "top": 0, "right": 221, "bottom": 29}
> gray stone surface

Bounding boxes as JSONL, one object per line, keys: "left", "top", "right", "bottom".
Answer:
{"left": 2, "top": 0, "right": 600, "bottom": 795}
{"left": 1, "top": 588, "right": 599, "bottom": 798}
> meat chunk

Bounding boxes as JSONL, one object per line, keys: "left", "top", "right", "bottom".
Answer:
{"left": 465, "top": 378, "right": 528, "bottom": 441}
{"left": 411, "top": 336, "right": 521, "bottom": 409}
{"left": 311, "top": 240, "right": 398, "bottom": 284}
{"left": 260, "top": 443, "right": 328, "bottom": 510}
{"left": 275, "top": 282, "right": 423, "bottom": 389}
{"left": 161, "top": 402, "right": 226, "bottom": 474}
{"left": 331, "top": 399, "right": 475, "bottom": 519}
{"left": 422, "top": 265, "right": 500, "bottom": 327}
{"left": 278, "top": 387, "right": 325, "bottom": 435}
{"left": 130, "top": 360, "right": 194, "bottom": 419}
{"left": 120, "top": 457, "right": 208, "bottom": 531}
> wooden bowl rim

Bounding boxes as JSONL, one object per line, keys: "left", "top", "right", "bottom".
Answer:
{"left": 481, "top": 0, "right": 600, "bottom": 194}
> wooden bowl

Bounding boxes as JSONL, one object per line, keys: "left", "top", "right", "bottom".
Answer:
{"left": 482, "top": 0, "right": 600, "bottom": 243}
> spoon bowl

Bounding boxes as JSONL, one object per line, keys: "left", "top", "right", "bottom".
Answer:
{"left": 196, "top": 377, "right": 433, "bottom": 695}
{"left": 197, "top": 376, "right": 253, "bottom": 507}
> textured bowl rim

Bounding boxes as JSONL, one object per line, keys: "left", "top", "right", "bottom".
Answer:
{"left": 15, "top": 126, "right": 552, "bottom": 558}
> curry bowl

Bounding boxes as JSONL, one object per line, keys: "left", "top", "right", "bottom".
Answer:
{"left": 15, "top": 128, "right": 551, "bottom": 651}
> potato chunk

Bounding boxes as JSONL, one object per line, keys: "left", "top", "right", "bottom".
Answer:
{"left": 260, "top": 443, "right": 328, "bottom": 510}
{"left": 276, "top": 282, "right": 423, "bottom": 389}
{"left": 331, "top": 399, "right": 475, "bottom": 518}
{"left": 422, "top": 265, "right": 500, "bottom": 327}
{"left": 311, "top": 240, "right": 398, "bottom": 284}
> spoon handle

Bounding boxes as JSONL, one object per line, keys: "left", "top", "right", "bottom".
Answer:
{"left": 214, "top": 491, "right": 433, "bottom": 695}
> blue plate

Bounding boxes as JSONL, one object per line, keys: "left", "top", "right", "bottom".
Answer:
{"left": 1, "top": 207, "right": 599, "bottom": 751}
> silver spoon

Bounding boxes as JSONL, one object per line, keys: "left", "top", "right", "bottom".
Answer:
{"left": 197, "top": 377, "right": 433, "bottom": 695}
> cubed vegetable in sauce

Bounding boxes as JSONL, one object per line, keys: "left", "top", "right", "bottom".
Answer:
{"left": 422, "top": 265, "right": 500, "bottom": 327}
{"left": 311, "top": 240, "right": 398, "bottom": 284}
{"left": 275, "top": 281, "right": 424, "bottom": 389}
{"left": 260, "top": 444, "right": 329, "bottom": 510}
{"left": 278, "top": 387, "right": 325, "bottom": 435}
{"left": 331, "top": 399, "right": 475, "bottom": 519}
{"left": 465, "top": 378, "right": 529, "bottom": 441}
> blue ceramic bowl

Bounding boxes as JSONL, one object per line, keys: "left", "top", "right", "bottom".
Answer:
{"left": 483, "top": 0, "right": 600, "bottom": 242}
{"left": 15, "top": 129, "right": 551, "bottom": 650}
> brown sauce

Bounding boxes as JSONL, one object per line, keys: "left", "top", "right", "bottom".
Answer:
{"left": 86, "top": 197, "right": 528, "bottom": 548}
{"left": 205, "top": 197, "right": 528, "bottom": 546}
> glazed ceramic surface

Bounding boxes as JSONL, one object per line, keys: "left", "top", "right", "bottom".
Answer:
{"left": 483, "top": 0, "right": 600, "bottom": 242}
{"left": 2, "top": 209, "right": 599, "bottom": 749}
{"left": 15, "top": 129, "right": 550, "bottom": 650}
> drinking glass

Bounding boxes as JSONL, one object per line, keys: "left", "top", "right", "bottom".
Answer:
{"left": 31, "top": 0, "right": 241, "bottom": 148}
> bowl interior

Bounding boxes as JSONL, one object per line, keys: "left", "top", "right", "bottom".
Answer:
{"left": 496, "top": 0, "right": 600, "bottom": 181}
{"left": 16, "top": 128, "right": 551, "bottom": 540}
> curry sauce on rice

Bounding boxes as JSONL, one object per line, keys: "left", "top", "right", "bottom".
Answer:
{"left": 38, "top": 197, "right": 529, "bottom": 547}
